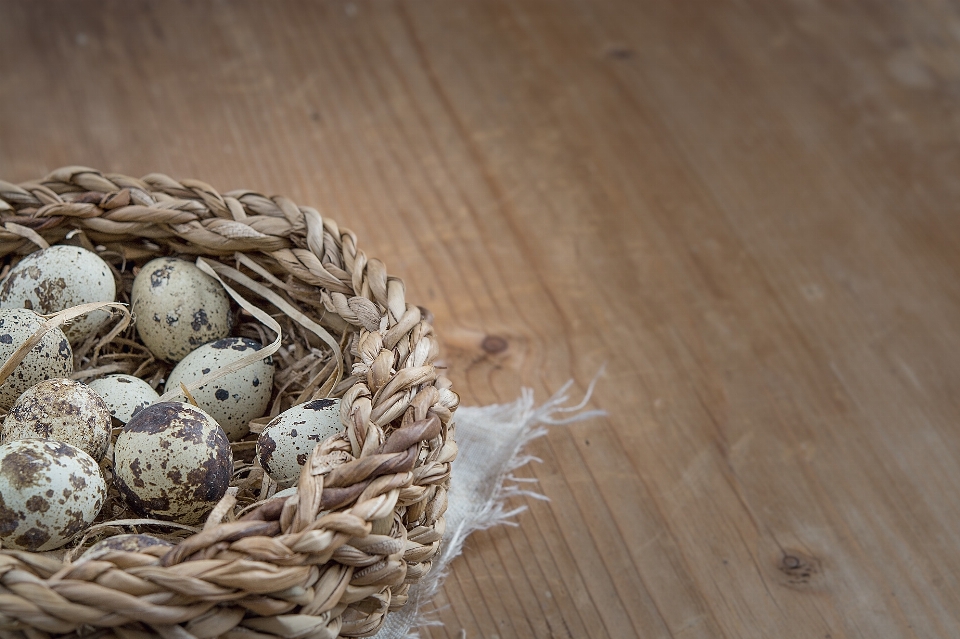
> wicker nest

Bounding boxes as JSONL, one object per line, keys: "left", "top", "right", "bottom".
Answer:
{"left": 0, "top": 167, "right": 459, "bottom": 638}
